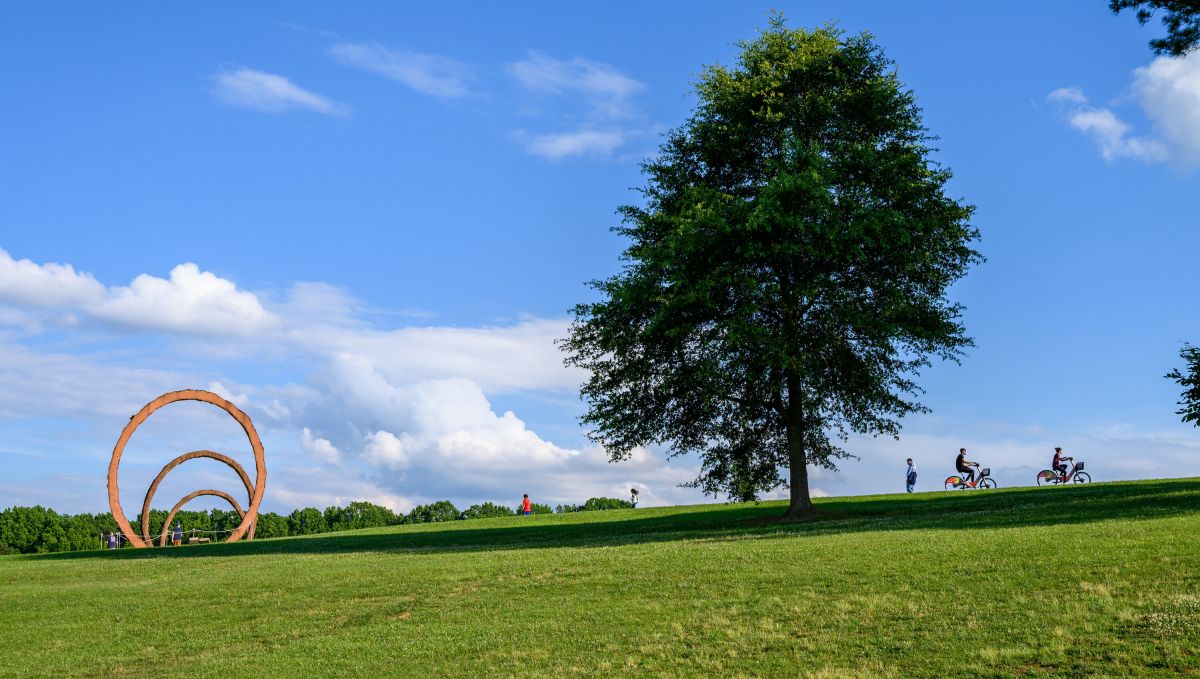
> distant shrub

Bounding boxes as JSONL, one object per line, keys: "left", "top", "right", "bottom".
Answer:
{"left": 555, "top": 497, "right": 634, "bottom": 513}
{"left": 253, "top": 512, "right": 290, "bottom": 539}
{"left": 462, "top": 502, "right": 515, "bottom": 520}
{"left": 407, "top": 501, "right": 462, "bottom": 524}
{"left": 287, "top": 507, "right": 326, "bottom": 535}
{"left": 324, "top": 502, "right": 403, "bottom": 531}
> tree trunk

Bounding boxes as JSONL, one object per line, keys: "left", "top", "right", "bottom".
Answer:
{"left": 783, "top": 377, "right": 818, "bottom": 520}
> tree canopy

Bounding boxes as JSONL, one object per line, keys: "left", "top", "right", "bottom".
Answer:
{"left": 1111, "top": 0, "right": 1200, "bottom": 55}
{"left": 562, "top": 17, "right": 980, "bottom": 518}
{"left": 1166, "top": 344, "right": 1200, "bottom": 426}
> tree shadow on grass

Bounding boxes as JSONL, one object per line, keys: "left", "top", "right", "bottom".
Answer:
{"left": 29, "top": 477, "right": 1200, "bottom": 563}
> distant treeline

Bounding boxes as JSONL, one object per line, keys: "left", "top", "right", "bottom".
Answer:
{"left": 0, "top": 496, "right": 634, "bottom": 555}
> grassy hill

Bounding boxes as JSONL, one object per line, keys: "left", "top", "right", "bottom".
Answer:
{"left": 1, "top": 479, "right": 1198, "bottom": 677}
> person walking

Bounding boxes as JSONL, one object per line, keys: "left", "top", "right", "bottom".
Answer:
{"left": 521, "top": 494, "right": 532, "bottom": 516}
{"left": 905, "top": 458, "right": 918, "bottom": 493}
{"left": 630, "top": 488, "right": 639, "bottom": 508}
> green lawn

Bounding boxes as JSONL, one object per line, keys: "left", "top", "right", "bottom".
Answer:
{"left": 2, "top": 479, "right": 1198, "bottom": 677}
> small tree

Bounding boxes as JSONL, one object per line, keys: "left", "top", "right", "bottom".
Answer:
{"left": 462, "top": 502, "right": 516, "bottom": 520}
{"left": 562, "top": 17, "right": 980, "bottom": 519}
{"left": 406, "top": 501, "right": 461, "bottom": 524}
{"left": 1165, "top": 343, "right": 1200, "bottom": 425}
{"left": 1111, "top": 1, "right": 1200, "bottom": 55}
{"left": 287, "top": 507, "right": 326, "bottom": 535}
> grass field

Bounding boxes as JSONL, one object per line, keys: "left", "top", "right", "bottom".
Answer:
{"left": 1, "top": 479, "right": 1199, "bottom": 677}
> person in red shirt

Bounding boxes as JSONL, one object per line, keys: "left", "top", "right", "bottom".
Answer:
{"left": 521, "top": 494, "right": 532, "bottom": 516}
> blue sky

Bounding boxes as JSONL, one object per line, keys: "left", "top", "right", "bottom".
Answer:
{"left": 1, "top": 1, "right": 1198, "bottom": 515}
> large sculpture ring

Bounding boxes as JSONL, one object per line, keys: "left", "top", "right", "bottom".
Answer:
{"left": 107, "top": 389, "right": 267, "bottom": 548}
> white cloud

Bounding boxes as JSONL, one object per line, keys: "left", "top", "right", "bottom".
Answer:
{"left": 0, "top": 250, "right": 277, "bottom": 336}
{"left": 1052, "top": 51, "right": 1200, "bottom": 167}
{"left": 330, "top": 42, "right": 472, "bottom": 98}
{"left": 1047, "top": 87, "right": 1087, "bottom": 105}
{"left": 507, "top": 52, "right": 647, "bottom": 159}
{"left": 208, "top": 381, "right": 249, "bottom": 407}
{"left": 1132, "top": 51, "right": 1200, "bottom": 165}
{"left": 521, "top": 129, "right": 626, "bottom": 160}
{"left": 301, "top": 427, "right": 342, "bottom": 465}
{"left": 213, "top": 68, "right": 350, "bottom": 116}
{"left": 361, "top": 430, "right": 409, "bottom": 470}
{"left": 295, "top": 317, "right": 581, "bottom": 393}
{"left": 1068, "top": 108, "right": 1166, "bottom": 161}
{"left": 0, "top": 248, "right": 105, "bottom": 308}
{"left": 508, "top": 51, "right": 644, "bottom": 118}
{"left": 95, "top": 263, "right": 277, "bottom": 336}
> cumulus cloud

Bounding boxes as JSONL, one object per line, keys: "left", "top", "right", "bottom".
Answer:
{"left": 0, "top": 248, "right": 105, "bottom": 308}
{"left": 0, "top": 249, "right": 277, "bottom": 336}
{"left": 213, "top": 68, "right": 350, "bottom": 116}
{"left": 1052, "top": 50, "right": 1200, "bottom": 167}
{"left": 301, "top": 427, "right": 342, "bottom": 465}
{"left": 330, "top": 42, "right": 472, "bottom": 98}
{"left": 98, "top": 264, "right": 277, "bottom": 335}
{"left": 1132, "top": 51, "right": 1200, "bottom": 165}
{"left": 507, "top": 52, "right": 648, "bottom": 159}
{"left": 360, "top": 430, "right": 409, "bottom": 470}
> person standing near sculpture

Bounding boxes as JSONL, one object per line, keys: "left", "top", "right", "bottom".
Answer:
{"left": 171, "top": 522, "right": 183, "bottom": 546}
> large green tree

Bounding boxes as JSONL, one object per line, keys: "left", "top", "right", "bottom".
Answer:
{"left": 1111, "top": 1, "right": 1200, "bottom": 56}
{"left": 562, "top": 18, "right": 981, "bottom": 519}
{"left": 1165, "top": 344, "right": 1200, "bottom": 426}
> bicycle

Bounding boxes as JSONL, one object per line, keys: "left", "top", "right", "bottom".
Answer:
{"left": 1036, "top": 460, "right": 1090, "bottom": 486}
{"left": 944, "top": 465, "right": 995, "bottom": 490}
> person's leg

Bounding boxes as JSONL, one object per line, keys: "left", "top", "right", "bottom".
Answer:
{"left": 961, "top": 467, "right": 975, "bottom": 484}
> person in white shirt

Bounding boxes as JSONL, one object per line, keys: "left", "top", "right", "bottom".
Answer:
{"left": 905, "top": 458, "right": 917, "bottom": 493}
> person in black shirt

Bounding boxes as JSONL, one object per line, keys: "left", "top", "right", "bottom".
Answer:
{"left": 955, "top": 448, "right": 978, "bottom": 485}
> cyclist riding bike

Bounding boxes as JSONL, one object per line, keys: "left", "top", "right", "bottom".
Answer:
{"left": 1052, "top": 447, "right": 1073, "bottom": 482}
{"left": 956, "top": 448, "right": 979, "bottom": 485}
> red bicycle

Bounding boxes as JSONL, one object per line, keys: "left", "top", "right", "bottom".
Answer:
{"left": 944, "top": 465, "right": 995, "bottom": 490}
{"left": 1036, "top": 460, "right": 1090, "bottom": 486}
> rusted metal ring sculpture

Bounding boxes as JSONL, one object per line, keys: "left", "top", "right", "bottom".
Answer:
{"left": 158, "top": 489, "right": 245, "bottom": 547}
{"left": 140, "top": 450, "right": 257, "bottom": 544}
{"left": 107, "top": 389, "right": 266, "bottom": 548}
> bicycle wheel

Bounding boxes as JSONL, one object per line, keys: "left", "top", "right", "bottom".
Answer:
{"left": 1036, "top": 470, "right": 1056, "bottom": 486}
{"left": 1073, "top": 471, "right": 1091, "bottom": 484}
{"left": 944, "top": 476, "right": 961, "bottom": 490}
{"left": 980, "top": 478, "right": 996, "bottom": 489}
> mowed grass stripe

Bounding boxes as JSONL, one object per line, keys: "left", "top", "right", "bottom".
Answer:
{"left": 1, "top": 479, "right": 1198, "bottom": 677}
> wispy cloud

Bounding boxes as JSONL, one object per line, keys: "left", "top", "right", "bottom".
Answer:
{"left": 330, "top": 42, "right": 473, "bottom": 98}
{"left": 1047, "top": 87, "right": 1087, "bottom": 105}
{"left": 506, "top": 51, "right": 648, "bottom": 160}
{"left": 518, "top": 129, "right": 626, "bottom": 159}
{"left": 212, "top": 68, "right": 350, "bottom": 116}
{"left": 1051, "top": 50, "right": 1200, "bottom": 168}
{"left": 508, "top": 51, "right": 644, "bottom": 118}
{"left": 1067, "top": 107, "right": 1166, "bottom": 161}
